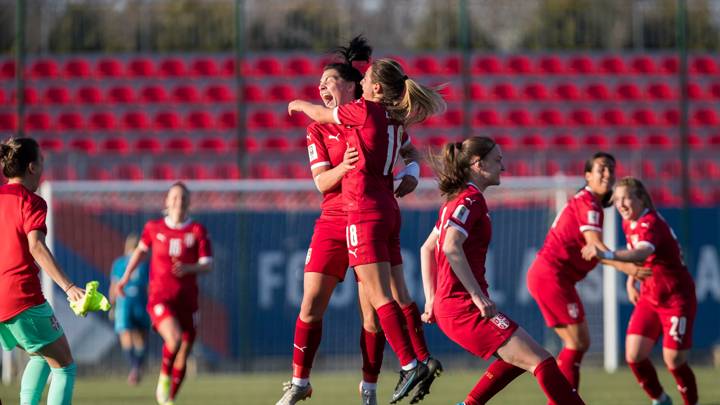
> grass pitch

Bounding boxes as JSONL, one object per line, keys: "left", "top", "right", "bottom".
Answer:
{"left": 0, "top": 367, "right": 718, "bottom": 404}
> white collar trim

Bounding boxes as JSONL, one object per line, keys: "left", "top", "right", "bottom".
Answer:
{"left": 164, "top": 216, "right": 192, "bottom": 230}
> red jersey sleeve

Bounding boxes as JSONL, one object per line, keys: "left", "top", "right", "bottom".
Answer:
{"left": 333, "top": 98, "right": 367, "bottom": 127}
{"left": 23, "top": 197, "right": 47, "bottom": 235}
{"left": 307, "top": 124, "right": 331, "bottom": 171}
{"left": 633, "top": 217, "right": 659, "bottom": 252}
{"left": 575, "top": 194, "right": 603, "bottom": 233}
{"left": 196, "top": 224, "right": 212, "bottom": 262}
{"left": 139, "top": 222, "right": 153, "bottom": 251}
{"left": 445, "top": 195, "right": 485, "bottom": 237}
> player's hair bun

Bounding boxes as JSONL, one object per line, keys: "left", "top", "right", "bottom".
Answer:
{"left": 333, "top": 35, "right": 372, "bottom": 66}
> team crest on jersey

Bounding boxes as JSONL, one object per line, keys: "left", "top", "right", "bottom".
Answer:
{"left": 184, "top": 233, "right": 196, "bottom": 247}
{"left": 490, "top": 314, "right": 510, "bottom": 330}
{"left": 308, "top": 143, "right": 318, "bottom": 161}
{"left": 153, "top": 304, "right": 165, "bottom": 316}
{"left": 567, "top": 303, "right": 579, "bottom": 319}
{"left": 305, "top": 248, "right": 312, "bottom": 265}
{"left": 452, "top": 205, "right": 470, "bottom": 224}
{"left": 587, "top": 211, "right": 600, "bottom": 225}
{"left": 156, "top": 233, "right": 166, "bottom": 242}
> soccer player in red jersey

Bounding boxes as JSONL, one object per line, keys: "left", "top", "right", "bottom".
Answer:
{"left": 117, "top": 182, "right": 212, "bottom": 405}
{"left": 419, "top": 137, "right": 586, "bottom": 405}
{"left": 0, "top": 137, "right": 85, "bottom": 405}
{"left": 279, "top": 37, "right": 440, "bottom": 405}
{"left": 289, "top": 58, "right": 445, "bottom": 403}
{"left": 582, "top": 177, "right": 698, "bottom": 405}
{"left": 526, "top": 152, "right": 650, "bottom": 394}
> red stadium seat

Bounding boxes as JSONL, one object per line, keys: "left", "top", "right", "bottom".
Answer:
{"left": 690, "top": 187, "right": 711, "bottom": 206}
{"left": 543, "top": 159, "right": 562, "bottom": 175}
{"left": 660, "top": 159, "right": 681, "bottom": 179}
{"left": 692, "top": 108, "right": 719, "bottom": 126}
{"left": 537, "top": 109, "right": 564, "bottom": 126}
{"left": 107, "top": 85, "right": 136, "bottom": 104}
{"left": 646, "top": 133, "right": 673, "bottom": 149}
{"left": 214, "top": 163, "right": 242, "bottom": 179}
{"left": 252, "top": 162, "right": 282, "bottom": 179}
{"left": 267, "top": 84, "right": 295, "bottom": 101}
{"left": 651, "top": 187, "right": 681, "bottom": 207}
{"left": 198, "top": 137, "right": 227, "bottom": 154}
{"left": 38, "top": 138, "right": 63, "bottom": 153}
{"left": 660, "top": 57, "right": 679, "bottom": 74}
{"left": 285, "top": 112, "right": 310, "bottom": 128}
{"left": 437, "top": 84, "right": 461, "bottom": 102}
{"left": 87, "top": 112, "right": 116, "bottom": 130}
{"left": 191, "top": 58, "right": 219, "bottom": 77}
{"left": 641, "top": 159, "right": 657, "bottom": 178}
{"left": 122, "top": 111, "right": 151, "bottom": 130}
{"left": 444, "top": 55, "right": 461, "bottom": 74}
{"left": 243, "top": 84, "right": 264, "bottom": 102}
{"left": 426, "top": 135, "right": 449, "bottom": 148}
{"left": 583, "top": 133, "right": 610, "bottom": 149}
{"left": 101, "top": 137, "right": 130, "bottom": 155}
{"left": 264, "top": 136, "right": 291, "bottom": 153}
{"left": 569, "top": 109, "right": 595, "bottom": 126}
{"left": 151, "top": 164, "right": 176, "bottom": 180}
{"left": 567, "top": 56, "right": 595, "bottom": 74}
{"left": 29, "top": 59, "right": 58, "bottom": 79}
{"left": 709, "top": 82, "right": 720, "bottom": 99}
{"left": 56, "top": 112, "right": 84, "bottom": 131}
{"left": 63, "top": 58, "right": 91, "bottom": 78}
{"left": 663, "top": 109, "right": 680, "bottom": 126}
{"left": 685, "top": 82, "right": 704, "bottom": 100}
{"left": 12, "top": 88, "right": 39, "bottom": 105}
{"left": 469, "top": 83, "right": 486, "bottom": 100}
{"left": 473, "top": 56, "right": 503, "bottom": 74}
{"left": 299, "top": 84, "right": 318, "bottom": 100}
{"left": 217, "top": 111, "right": 238, "bottom": 129}
{"left": 520, "top": 133, "right": 546, "bottom": 150}
{"left": 87, "top": 166, "right": 112, "bottom": 181}
{"left": 523, "top": 83, "right": 550, "bottom": 100}
{"left": 630, "top": 56, "right": 658, "bottom": 74}
{"left": 166, "top": 137, "right": 194, "bottom": 155}
{"left": 506, "top": 161, "right": 531, "bottom": 176}
{"left": 474, "top": 109, "right": 501, "bottom": 126}
{"left": 229, "top": 136, "right": 259, "bottom": 153}
{"left": 286, "top": 56, "right": 314, "bottom": 76}
{"left": 493, "top": 134, "right": 515, "bottom": 150}
{"left": 506, "top": 55, "right": 533, "bottom": 74}
{"left": 647, "top": 82, "right": 675, "bottom": 100}
{"left": 179, "top": 164, "right": 210, "bottom": 180}
{"left": 154, "top": 111, "right": 182, "bottom": 130}
{"left": 555, "top": 83, "right": 581, "bottom": 100}
{"left": 491, "top": 83, "right": 518, "bottom": 100}
{"left": 586, "top": 83, "right": 611, "bottom": 100}
{"left": 599, "top": 56, "right": 627, "bottom": 74}
{"left": 538, "top": 56, "right": 565, "bottom": 74}
{"left": 205, "top": 85, "right": 235, "bottom": 103}
{"left": 1, "top": 60, "right": 16, "bottom": 80}
{"left": 116, "top": 164, "right": 144, "bottom": 181}
{"left": 691, "top": 56, "right": 717, "bottom": 74}
{"left": 420, "top": 163, "right": 434, "bottom": 178}
{"left": 632, "top": 109, "right": 659, "bottom": 126}
{"left": 248, "top": 110, "right": 276, "bottom": 128}
{"left": 127, "top": 58, "right": 155, "bottom": 77}
{"left": 255, "top": 57, "right": 282, "bottom": 76}
{"left": 159, "top": 58, "right": 186, "bottom": 77}
{"left": 139, "top": 85, "right": 168, "bottom": 103}
{"left": 507, "top": 109, "right": 533, "bottom": 126}
{"left": 76, "top": 86, "right": 103, "bottom": 104}
{"left": 414, "top": 56, "right": 442, "bottom": 75}
{"left": 551, "top": 133, "right": 579, "bottom": 150}
{"left": 96, "top": 58, "right": 124, "bottom": 77}
{"left": 135, "top": 137, "right": 162, "bottom": 154}
{"left": 221, "top": 58, "right": 251, "bottom": 76}
{"left": 44, "top": 165, "right": 77, "bottom": 181}
{"left": 186, "top": 110, "right": 214, "bottom": 130}
{"left": 0, "top": 88, "right": 4, "bottom": 105}
{"left": 688, "top": 133, "right": 703, "bottom": 150}
{"left": 443, "top": 109, "right": 464, "bottom": 126}
{"left": 44, "top": 87, "right": 71, "bottom": 104}
{"left": 615, "top": 133, "right": 641, "bottom": 150}
{"left": 172, "top": 85, "right": 201, "bottom": 103}
{"left": 600, "top": 108, "right": 626, "bottom": 126}
{"left": 616, "top": 83, "right": 642, "bottom": 100}
{"left": 68, "top": 137, "right": 96, "bottom": 154}
{"left": 286, "top": 162, "right": 308, "bottom": 179}
{"left": 25, "top": 112, "right": 52, "bottom": 131}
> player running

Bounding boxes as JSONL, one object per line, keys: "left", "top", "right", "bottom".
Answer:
{"left": 289, "top": 57, "right": 445, "bottom": 403}
{"left": 109, "top": 233, "right": 150, "bottom": 385}
{"left": 0, "top": 137, "right": 85, "bottom": 405}
{"left": 279, "top": 37, "right": 441, "bottom": 405}
{"left": 582, "top": 177, "right": 698, "bottom": 405}
{"left": 419, "top": 136, "right": 586, "bottom": 405}
{"left": 117, "top": 182, "right": 213, "bottom": 405}
{"left": 526, "top": 152, "right": 651, "bottom": 394}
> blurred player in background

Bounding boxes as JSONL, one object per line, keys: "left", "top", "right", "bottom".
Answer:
{"left": 289, "top": 56, "right": 445, "bottom": 403}
{"left": 583, "top": 177, "right": 699, "bottom": 405}
{"left": 279, "top": 36, "right": 440, "bottom": 405}
{"left": 117, "top": 181, "right": 213, "bottom": 405}
{"left": 419, "top": 136, "right": 586, "bottom": 405}
{"left": 0, "top": 137, "right": 85, "bottom": 405}
{"left": 109, "top": 233, "right": 150, "bottom": 386}
{"left": 526, "top": 152, "right": 651, "bottom": 395}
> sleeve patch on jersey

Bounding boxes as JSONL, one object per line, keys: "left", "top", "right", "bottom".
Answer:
{"left": 308, "top": 143, "right": 318, "bottom": 161}
{"left": 452, "top": 204, "right": 470, "bottom": 224}
{"left": 587, "top": 210, "right": 600, "bottom": 225}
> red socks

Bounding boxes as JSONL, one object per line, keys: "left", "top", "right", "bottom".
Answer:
{"left": 292, "top": 319, "right": 323, "bottom": 379}
{"left": 670, "top": 363, "right": 698, "bottom": 405}
{"left": 360, "top": 328, "right": 385, "bottom": 383}
{"left": 557, "top": 348, "right": 585, "bottom": 390}
{"left": 161, "top": 344, "right": 178, "bottom": 376}
{"left": 401, "top": 303, "right": 430, "bottom": 362}
{"left": 628, "top": 359, "right": 664, "bottom": 400}
{"left": 376, "top": 301, "right": 416, "bottom": 366}
{"left": 465, "top": 359, "right": 525, "bottom": 405}
{"left": 534, "top": 357, "right": 585, "bottom": 405}
{"left": 170, "top": 366, "right": 186, "bottom": 399}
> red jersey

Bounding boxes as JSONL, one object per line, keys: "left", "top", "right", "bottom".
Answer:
{"left": 306, "top": 122, "right": 347, "bottom": 214}
{"left": 139, "top": 217, "right": 212, "bottom": 312}
{"left": 537, "top": 188, "right": 603, "bottom": 282}
{"left": 433, "top": 183, "right": 492, "bottom": 318}
{"left": 0, "top": 183, "right": 48, "bottom": 322}
{"left": 623, "top": 209, "right": 695, "bottom": 307}
{"left": 333, "top": 99, "right": 410, "bottom": 212}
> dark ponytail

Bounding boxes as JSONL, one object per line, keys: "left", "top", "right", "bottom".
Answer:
{"left": 1, "top": 137, "right": 40, "bottom": 179}
{"left": 431, "top": 137, "right": 496, "bottom": 200}
{"left": 325, "top": 35, "right": 372, "bottom": 98}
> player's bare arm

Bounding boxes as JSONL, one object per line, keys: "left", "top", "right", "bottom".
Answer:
{"left": 117, "top": 245, "right": 149, "bottom": 296}
{"left": 288, "top": 100, "right": 336, "bottom": 124}
{"left": 171, "top": 259, "right": 213, "bottom": 277}
{"left": 394, "top": 142, "right": 420, "bottom": 198}
{"left": 626, "top": 276, "right": 640, "bottom": 305}
{"left": 312, "top": 145, "right": 358, "bottom": 193}
{"left": 28, "top": 229, "right": 85, "bottom": 302}
{"left": 443, "top": 227, "right": 497, "bottom": 318}
{"left": 420, "top": 230, "right": 439, "bottom": 323}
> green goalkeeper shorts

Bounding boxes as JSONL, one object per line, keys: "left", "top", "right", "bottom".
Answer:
{"left": 0, "top": 302, "right": 64, "bottom": 353}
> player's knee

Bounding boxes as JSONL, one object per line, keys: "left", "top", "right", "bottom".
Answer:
{"left": 362, "top": 319, "right": 380, "bottom": 333}
{"left": 662, "top": 352, "right": 686, "bottom": 370}
{"left": 625, "top": 350, "right": 645, "bottom": 364}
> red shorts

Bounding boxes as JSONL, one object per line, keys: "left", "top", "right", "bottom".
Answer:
{"left": 346, "top": 209, "right": 402, "bottom": 268}
{"left": 436, "top": 310, "right": 518, "bottom": 360}
{"left": 147, "top": 301, "right": 196, "bottom": 334}
{"left": 304, "top": 213, "right": 350, "bottom": 281}
{"left": 627, "top": 296, "right": 696, "bottom": 350}
{"left": 527, "top": 256, "right": 585, "bottom": 327}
